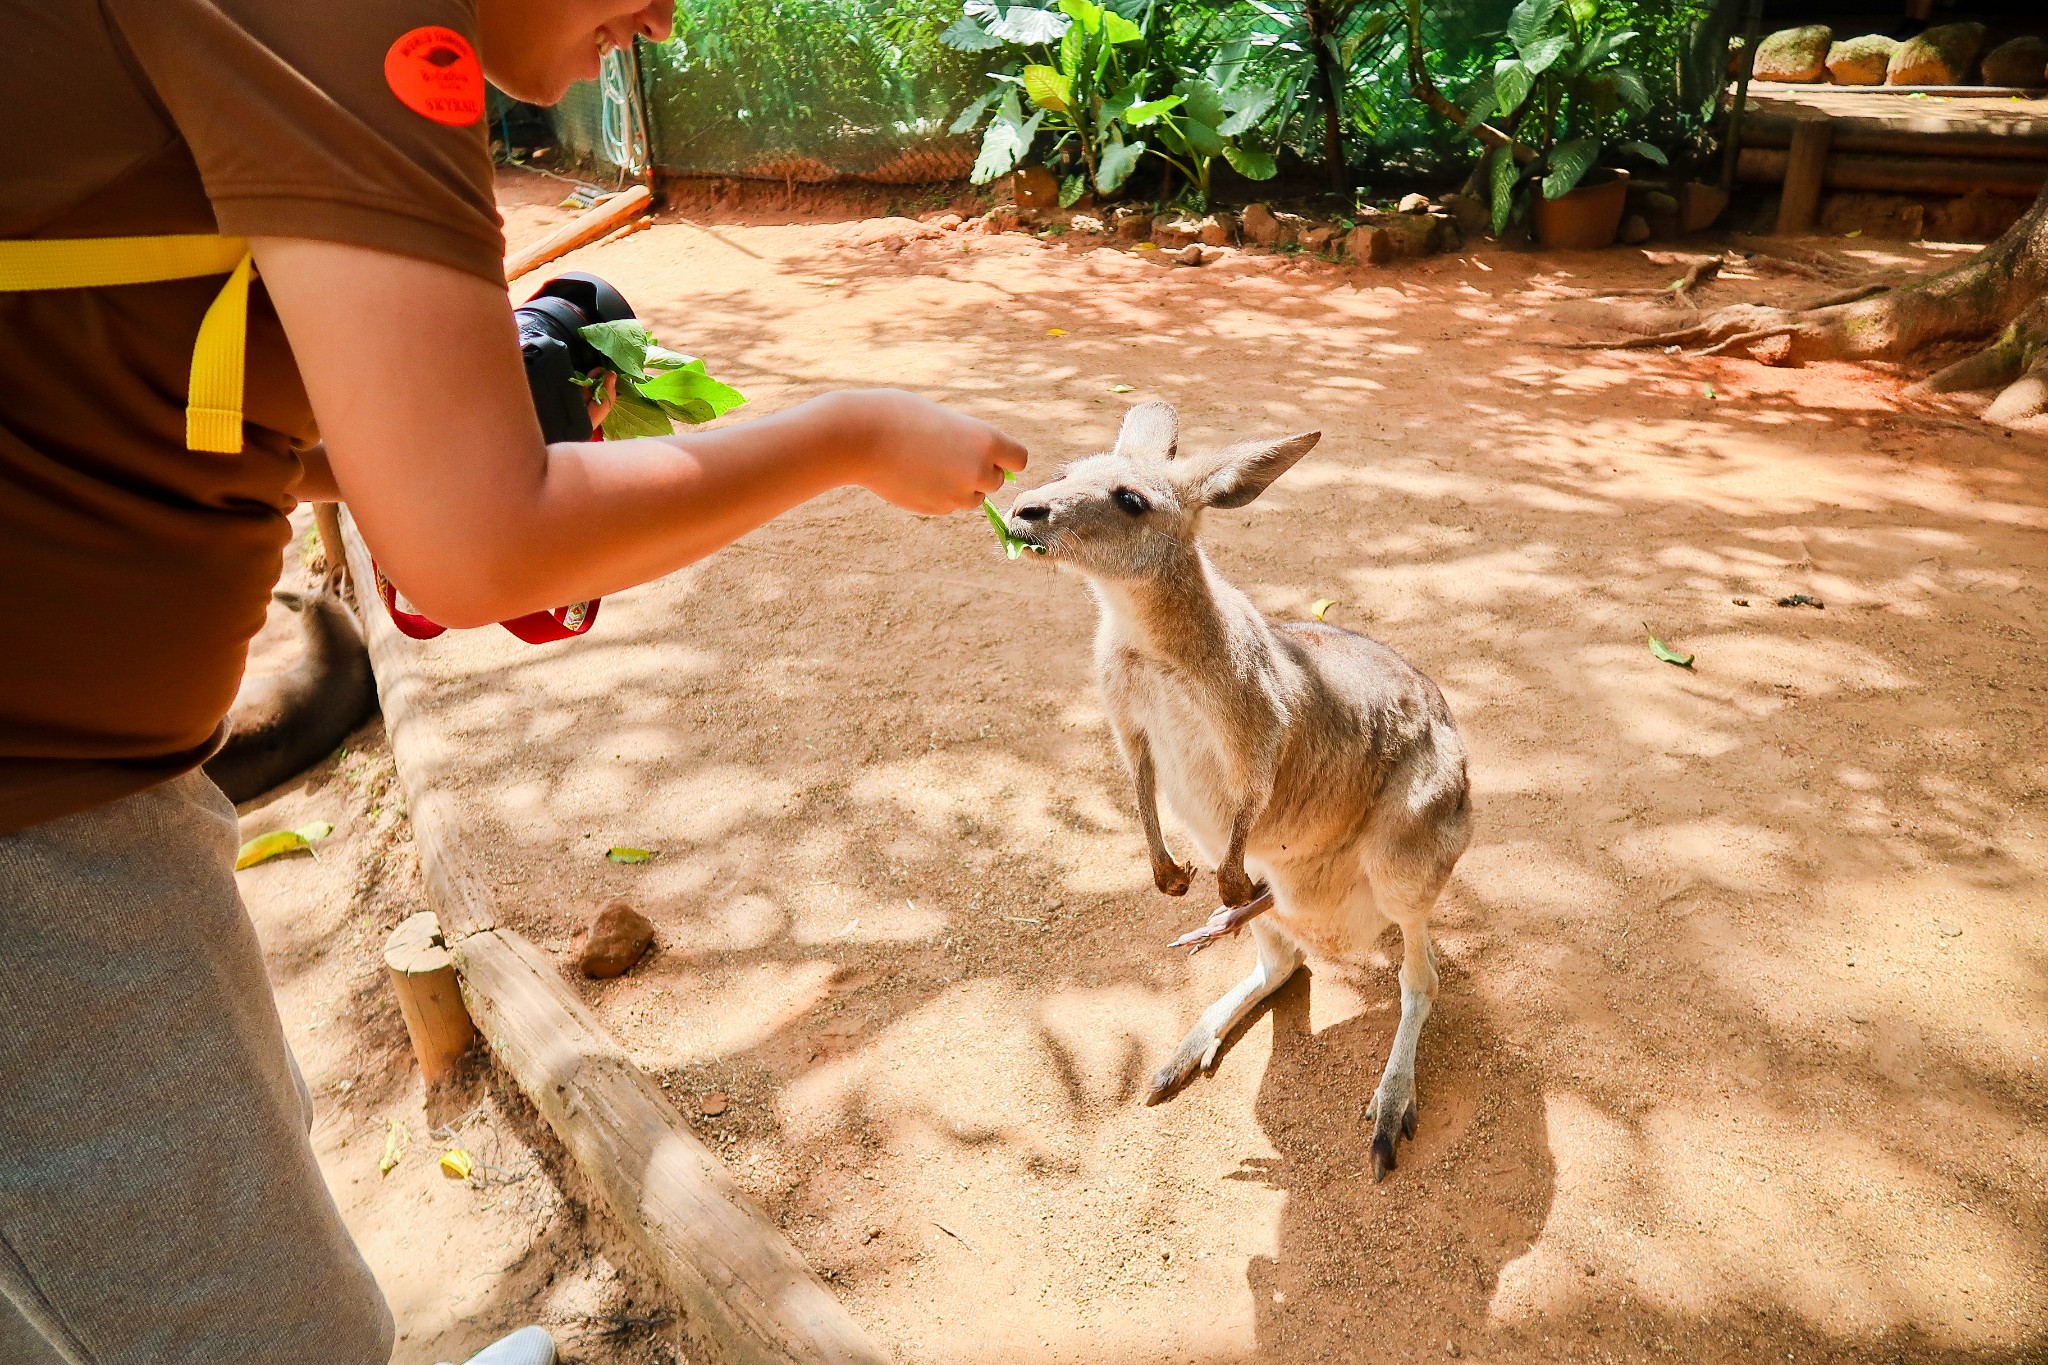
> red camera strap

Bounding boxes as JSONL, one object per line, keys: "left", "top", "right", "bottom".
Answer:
{"left": 371, "top": 562, "right": 600, "bottom": 644}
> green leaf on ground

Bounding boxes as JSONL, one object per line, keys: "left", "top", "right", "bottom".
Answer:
{"left": 234, "top": 821, "right": 333, "bottom": 870}
{"left": 379, "top": 1119, "right": 407, "bottom": 1175}
{"left": 1644, "top": 624, "right": 1695, "bottom": 668}
{"left": 606, "top": 847, "right": 653, "bottom": 864}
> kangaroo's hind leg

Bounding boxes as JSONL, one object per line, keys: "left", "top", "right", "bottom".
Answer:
{"left": 1146, "top": 917, "right": 1304, "bottom": 1106}
{"left": 1368, "top": 901, "right": 1439, "bottom": 1181}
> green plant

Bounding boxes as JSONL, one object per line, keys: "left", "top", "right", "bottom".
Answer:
{"left": 575, "top": 321, "right": 747, "bottom": 440}
{"left": 945, "top": 0, "right": 1277, "bottom": 205}
{"left": 1450, "top": 0, "right": 1668, "bottom": 234}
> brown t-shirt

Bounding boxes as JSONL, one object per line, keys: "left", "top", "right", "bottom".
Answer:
{"left": 0, "top": 0, "right": 506, "bottom": 833}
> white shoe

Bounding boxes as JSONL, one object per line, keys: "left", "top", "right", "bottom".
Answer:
{"left": 435, "top": 1325, "right": 556, "bottom": 1365}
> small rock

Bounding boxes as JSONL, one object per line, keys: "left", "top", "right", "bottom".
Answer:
{"left": 1239, "top": 202, "right": 1283, "bottom": 245}
{"left": 1012, "top": 165, "right": 1061, "bottom": 208}
{"left": 1151, "top": 215, "right": 1204, "bottom": 249}
{"left": 1754, "top": 25, "right": 1832, "bottom": 83}
{"left": 1887, "top": 22, "right": 1986, "bottom": 86}
{"left": 932, "top": 212, "right": 963, "bottom": 231}
{"left": 1435, "top": 218, "right": 1464, "bottom": 252}
{"left": 1679, "top": 182, "right": 1730, "bottom": 233}
{"left": 1068, "top": 212, "right": 1107, "bottom": 235}
{"left": 1437, "top": 191, "right": 1489, "bottom": 235}
{"left": 1826, "top": 33, "right": 1898, "bottom": 86}
{"left": 1112, "top": 206, "right": 1154, "bottom": 241}
{"left": 1299, "top": 224, "right": 1337, "bottom": 253}
{"left": 575, "top": 898, "right": 656, "bottom": 978}
{"left": 1748, "top": 333, "right": 1795, "bottom": 366}
{"left": 1172, "top": 243, "right": 1205, "bottom": 266}
{"left": 1397, "top": 192, "right": 1432, "bottom": 214}
{"left": 1447, "top": 1343, "right": 1462, "bottom": 1359}
{"left": 1345, "top": 224, "right": 1392, "bottom": 264}
{"left": 1620, "top": 213, "right": 1651, "bottom": 245}
{"left": 1378, "top": 213, "right": 1443, "bottom": 258}
{"left": 1938, "top": 923, "right": 1962, "bottom": 939}
{"left": 1198, "top": 212, "right": 1234, "bottom": 246}
{"left": 986, "top": 205, "right": 1023, "bottom": 234}
{"left": 698, "top": 1090, "right": 730, "bottom": 1116}
{"left": 1641, "top": 189, "right": 1679, "bottom": 216}
{"left": 1928, "top": 191, "right": 2027, "bottom": 244}
{"left": 1981, "top": 35, "right": 2048, "bottom": 89}
{"left": 861, "top": 1227, "right": 883, "bottom": 1244}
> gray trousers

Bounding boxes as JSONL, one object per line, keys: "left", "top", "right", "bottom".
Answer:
{"left": 0, "top": 772, "right": 393, "bottom": 1364}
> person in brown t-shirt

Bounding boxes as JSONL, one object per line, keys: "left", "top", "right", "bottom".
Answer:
{"left": 0, "top": 2, "right": 1026, "bottom": 1361}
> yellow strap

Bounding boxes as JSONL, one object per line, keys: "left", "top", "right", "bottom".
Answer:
{"left": 0, "top": 234, "right": 254, "bottom": 454}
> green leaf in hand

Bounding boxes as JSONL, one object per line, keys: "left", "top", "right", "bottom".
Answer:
{"left": 983, "top": 497, "right": 1045, "bottom": 560}
{"left": 636, "top": 362, "right": 746, "bottom": 423}
{"left": 601, "top": 386, "right": 676, "bottom": 440}
{"left": 579, "top": 320, "right": 655, "bottom": 380}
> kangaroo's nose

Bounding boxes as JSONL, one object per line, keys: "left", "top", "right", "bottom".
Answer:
{"left": 1014, "top": 503, "right": 1051, "bottom": 522}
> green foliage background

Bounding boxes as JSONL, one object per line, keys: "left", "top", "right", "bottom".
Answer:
{"left": 548, "top": 0, "right": 1735, "bottom": 189}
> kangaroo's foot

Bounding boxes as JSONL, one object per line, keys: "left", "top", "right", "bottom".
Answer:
{"left": 1368, "top": 1068, "right": 1418, "bottom": 1182}
{"left": 1146, "top": 919, "right": 1301, "bottom": 1105}
{"left": 1166, "top": 886, "right": 1273, "bottom": 956}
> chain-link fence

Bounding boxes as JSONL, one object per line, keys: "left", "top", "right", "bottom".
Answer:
{"left": 543, "top": 1, "right": 1739, "bottom": 188}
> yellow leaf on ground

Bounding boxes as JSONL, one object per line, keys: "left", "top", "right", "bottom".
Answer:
{"left": 439, "top": 1148, "right": 475, "bottom": 1181}
{"left": 234, "top": 821, "right": 334, "bottom": 870}
{"left": 379, "top": 1119, "right": 407, "bottom": 1175}
{"left": 606, "top": 847, "right": 652, "bottom": 864}
{"left": 1047, "top": 327, "right": 1066, "bottom": 337}
{"left": 1312, "top": 598, "right": 1338, "bottom": 621}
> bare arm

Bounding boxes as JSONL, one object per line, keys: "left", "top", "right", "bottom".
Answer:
{"left": 251, "top": 237, "right": 1024, "bottom": 627}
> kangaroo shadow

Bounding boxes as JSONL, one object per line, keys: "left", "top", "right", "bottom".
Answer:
{"left": 1228, "top": 961, "right": 1553, "bottom": 1362}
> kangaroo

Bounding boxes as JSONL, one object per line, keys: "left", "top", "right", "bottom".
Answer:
{"left": 204, "top": 574, "right": 377, "bottom": 804}
{"left": 1004, "top": 402, "right": 1471, "bottom": 1179}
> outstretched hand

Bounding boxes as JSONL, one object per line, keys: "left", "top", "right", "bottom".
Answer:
{"left": 844, "top": 389, "right": 1027, "bottom": 515}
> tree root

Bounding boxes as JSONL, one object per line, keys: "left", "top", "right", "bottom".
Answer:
{"left": 1926, "top": 296, "right": 2048, "bottom": 428}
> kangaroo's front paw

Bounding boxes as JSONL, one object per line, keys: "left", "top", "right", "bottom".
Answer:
{"left": 1217, "top": 864, "right": 1258, "bottom": 908}
{"left": 1152, "top": 855, "right": 1195, "bottom": 897}
{"left": 1368, "top": 1074, "right": 1418, "bottom": 1182}
{"left": 1144, "top": 1028, "right": 1222, "bottom": 1106}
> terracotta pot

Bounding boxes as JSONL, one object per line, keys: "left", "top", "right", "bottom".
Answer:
{"left": 1532, "top": 167, "right": 1630, "bottom": 249}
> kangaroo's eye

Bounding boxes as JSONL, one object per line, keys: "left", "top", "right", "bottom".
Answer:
{"left": 1113, "top": 488, "right": 1149, "bottom": 516}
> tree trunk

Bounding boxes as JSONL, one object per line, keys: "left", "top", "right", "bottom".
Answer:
{"left": 1609, "top": 181, "right": 2048, "bottom": 428}
{"left": 1313, "top": 22, "right": 1348, "bottom": 193}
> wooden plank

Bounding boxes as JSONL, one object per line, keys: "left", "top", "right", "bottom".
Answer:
{"left": 456, "top": 928, "right": 889, "bottom": 1365}
{"left": 1775, "top": 118, "right": 1833, "bottom": 235}
{"left": 1738, "top": 147, "right": 2048, "bottom": 198}
{"left": 338, "top": 512, "right": 887, "bottom": 1364}
{"left": 384, "top": 911, "right": 476, "bottom": 1084}
{"left": 505, "top": 185, "right": 653, "bottom": 283}
{"left": 339, "top": 513, "right": 498, "bottom": 937}
{"left": 1743, "top": 110, "right": 2048, "bottom": 161}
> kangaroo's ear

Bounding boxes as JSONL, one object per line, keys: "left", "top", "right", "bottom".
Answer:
{"left": 271, "top": 589, "right": 309, "bottom": 613}
{"left": 1114, "top": 400, "right": 1178, "bottom": 461}
{"left": 1181, "top": 431, "right": 1320, "bottom": 509}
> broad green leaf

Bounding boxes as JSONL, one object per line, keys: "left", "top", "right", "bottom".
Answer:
{"left": 1611, "top": 66, "right": 1652, "bottom": 114}
{"left": 1616, "top": 138, "right": 1669, "bottom": 166}
{"left": 1507, "top": 0, "right": 1562, "bottom": 54}
{"left": 601, "top": 386, "right": 675, "bottom": 440}
{"left": 606, "top": 846, "right": 653, "bottom": 863}
{"left": 1492, "top": 60, "right": 1533, "bottom": 119}
{"left": 1518, "top": 32, "right": 1570, "bottom": 75}
{"left": 949, "top": 85, "right": 1005, "bottom": 134}
{"left": 1022, "top": 64, "right": 1072, "bottom": 113}
{"left": 1180, "top": 118, "right": 1226, "bottom": 157}
{"left": 1222, "top": 144, "right": 1277, "bottom": 180}
{"left": 971, "top": 99, "right": 1041, "bottom": 183}
{"left": 1217, "top": 86, "right": 1276, "bottom": 137}
{"left": 1095, "top": 135, "right": 1145, "bottom": 193}
{"left": 1124, "top": 95, "right": 1184, "bottom": 125}
{"left": 235, "top": 820, "right": 333, "bottom": 870}
{"left": 636, "top": 363, "right": 746, "bottom": 422}
{"left": 1458, "top": 73, "right": 1497, "bottom": 130}
{"left": 1098, "top": 72, "right": 1145, "bottom": 135}
{"left": 1178, "top": 78, "right": 1227, "bottom": 129}
{"left": 1058, "top": 173, "right": 1086, "bottom": 207}
{"left": 1584, "top": 71, "right": 1621, "bottom": 119}
{"left": 1644, "top": 625, "right": 1694, "bottom": 669}
{"left": 985, "top": 5, "right": 1069, "bottom": 45}
{"left": 940, "top": 15, "right": 1005, "bottom": 52}
{"left": 578, "top": 320, "right": 653, "bottom": 380}
{"left": 1541, "top": 135, "right": 1599, "bottom": 200}
{"left": 1489, "top": 144, "right": 1520, "bottom": 237}
{"left": 1100, "top": 7, "right": 1142, "bottom": 44}
{"left": 640, "top": 341, "right": 694, "bottom": 371}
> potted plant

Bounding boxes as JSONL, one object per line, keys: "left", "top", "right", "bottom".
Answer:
{"left": 1454, "top": 0, "right": 1668, "bottom": 248}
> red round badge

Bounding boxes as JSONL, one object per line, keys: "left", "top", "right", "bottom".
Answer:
{"left": 384, "top": 26, "right": 485, "bottom": 126}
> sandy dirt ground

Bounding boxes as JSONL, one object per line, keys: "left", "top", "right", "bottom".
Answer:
{"left": 232, "top": 526, "right": 676, "bottom": 1365}
{"left": 292, "top": 168, "right": 2046, "bottom": 1364}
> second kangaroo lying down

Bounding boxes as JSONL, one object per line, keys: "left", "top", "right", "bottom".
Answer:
{"left": 1005, "top": 402, "right": 1471, "bottom": 1178}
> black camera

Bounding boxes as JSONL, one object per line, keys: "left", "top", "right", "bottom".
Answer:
{"left": 514, "top": 272, "right": 637, "bottom": 443}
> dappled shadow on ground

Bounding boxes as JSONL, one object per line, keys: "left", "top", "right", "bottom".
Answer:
{"left": 356, "top": 211, "right": 2048, "bottom": 1362}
